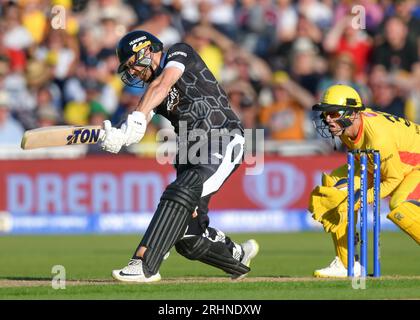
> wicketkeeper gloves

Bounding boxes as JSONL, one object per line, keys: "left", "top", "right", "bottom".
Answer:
{"left": 309, "top": 186, "right": 348, "bottom": 233}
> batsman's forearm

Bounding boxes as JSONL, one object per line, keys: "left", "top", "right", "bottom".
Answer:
{"left": 136, "top": 82, "right": 169, "bottom": 121}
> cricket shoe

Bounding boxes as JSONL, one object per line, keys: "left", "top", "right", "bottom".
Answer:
{"left": 231, "top": 239, "right": 260, "bottom": 280}
{"left": 313, "top": 256, "right": 361, "bottom": 278}
{"left": 112, "top": 259, "right": 161, "bottom": 283}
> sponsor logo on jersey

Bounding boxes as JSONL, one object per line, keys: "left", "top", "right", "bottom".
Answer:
{"left": 167, "top": 87, "right": 180, "bottom": 111}
{"left": 67, "top": 128, "right": 101, "bottom": 145}
{"left": 381, "top": 153, "right": 393, "bottom": 163}
{"left": 168, "top": 51, "right": 187, "bottom": 59}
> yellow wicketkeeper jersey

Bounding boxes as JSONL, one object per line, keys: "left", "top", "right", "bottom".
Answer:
{"left": 341, "top": 108, "right": 420, "bottom": 203}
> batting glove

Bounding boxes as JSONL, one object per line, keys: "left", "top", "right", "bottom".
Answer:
{"left": 101, "top": 120, "right": 127, "bottom": 154}
{"left": 121, "top": 111, "right": 147, "bottom": 146}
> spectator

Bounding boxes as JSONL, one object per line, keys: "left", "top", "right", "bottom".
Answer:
{"left": 236, "top": 0, "right": 277, "bottom": 58}
{"left": 127, "top": 0, "right": 172, "bottom": 26}
{"left": 225, "top": 80, "right": 257, "bottom": 121}
{"left": 394, "top": 0, "right": 420, "bottom": 30}
{"left": 64, "top": 79, "right": 106, "bottom": 126}
{"left": 98, "top": 9, "right": 125, "bottom": 52}
{"left": 298, "top": 0, "right": 333, "bottom": 31}
{"left": 0, "top": 54, "right": 28, "bottom": 123}
{"left": 295, "top": 11, "right": 323, "bottom": 47}
{"left": 97, "top": 53, "right": 124, "bottom": 98}
{"left": 0, "top": 0, "right": 417, "bottom": 154}
{"left": 317, "top": 53, "right": 370, "bottom": 102}
{"left": 333, "top": 0, "right": 384, "bottom": 34}
{"left": 372, "top": 16, "right": 420, "bottom": 73}
{"left": 36, "top": 30, "right": 78, "bottom": 83}
{"left": 323, "top": 15, "right": 373, "bottom": 81}
{"left": 289, "top": 37, "right": 325, "bottom": 95}
{"left": 0, "top": 90, "right": 24, "bottom": 145}
{"left": 274, "top": 0, "right": 298, "bottom": 44}
{"left": 9, "top": 59, "right": 59, "bottom": 130}
{"left": 112, "top": 85, "right": 145, "bottom": 126}
{"left": 79, "top": 28, "right": 101, "bottom": 67}
{"left": 190, "top": 25, "right": 272, "bottom": 91}
{"left": 369, "top": 67, "right": 407, "bottom": 118}
{"left": 0, "top": 56, "right": 9, "bottom": 87}
{"left": 185, "top": 26, "right": 224, "bottom": 80}
{"left": 84, "top": 62, "right": 119, "bottom": 115}
{"left": 202, "top": 0, "right": 237, "bottom": 40}
{"left": 259, "top": 71, "right": 315, "bottom": 141}
{"left": 20, "top": 0, "right": 48, "bottom": 45}
{"left": 225, "top": 79, "right": 260, "bottom": 155}
{"left": 25, "top": 59, "right": 61, "bottom": 109}
{"left": 270, "top": 11, "right": 323, "bottom": 72}
{"left": 380, "top": 0, "right": 420, "bottom": 44}
{"left": 36, "top": 104, "right": 60, "bottom": 127}
{"left": 50, "top": 0, "right": 80, "bottom": 36}
{"left": 1, "top": 1, "right": 33, "bottom": 52}
{"left": 175, "top": 0, "right": 201, "bottom": 30}
{"left": 0, "top": 54, "right": 25, "bottom": 105}
{"left": 239, "top": 97, "right": 259, "bottom": 130}
{"left": 82, "top": 0, "right": 137, "bottom": 32}
{"left": 63, "top": 63, "right": 87, "bottom": 105}
{"left": 0, "top": 2, "right": 32, "bottom": 72}
{"left": 135, "top": 9, "right": 182, "bottom": 49}
{"left": 36, "top": 84, "right": 62, "bottom": 113}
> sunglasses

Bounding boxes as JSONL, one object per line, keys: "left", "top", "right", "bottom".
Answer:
{"left": 322, "top": 110, "right": 346, "bottom": 119}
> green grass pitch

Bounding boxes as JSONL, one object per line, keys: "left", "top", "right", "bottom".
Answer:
{"left": 0, "top": 232, "right": 420, "bottom": 299}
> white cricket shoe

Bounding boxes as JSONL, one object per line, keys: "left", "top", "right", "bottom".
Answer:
{"left": 232, "top": 239, "right": 260, "bottom": 280}
{"left": 112, "top": 259, "right": 161, "bottom": 283}
{"left": 313, "top": 256, "right": 361, "bottom": 278}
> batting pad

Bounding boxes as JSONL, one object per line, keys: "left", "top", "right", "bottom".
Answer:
{"left": 139, "top": 170, "right": 203, "bottom": 276}
{"left": 176, "top": 232, "right": 250, "bottom": 276}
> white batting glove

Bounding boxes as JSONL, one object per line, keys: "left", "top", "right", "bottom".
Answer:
{"left": 100, "top": 120, "right": 127, "bottom": 154}
{"left": 120, "top": 111, "right": 147, "bottom": 146}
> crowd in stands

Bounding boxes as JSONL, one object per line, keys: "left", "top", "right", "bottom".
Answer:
{"left": 0, "top": 0, "right": 419, "bottom": 155}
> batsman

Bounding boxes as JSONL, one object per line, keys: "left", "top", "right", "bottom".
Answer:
{"left": 99, "top": 30, "right": 259, "bottom": 282}
{"left": 310, "top": 84, "right": 420, "bottom": 277}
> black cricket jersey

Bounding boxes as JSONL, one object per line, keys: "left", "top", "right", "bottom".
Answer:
{"left": 154, "top": 43, "right": 244, "bottom": 135}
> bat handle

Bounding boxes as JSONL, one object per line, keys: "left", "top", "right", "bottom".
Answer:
{"left": 99, "top": 129, "right": 106, "bottom": 142}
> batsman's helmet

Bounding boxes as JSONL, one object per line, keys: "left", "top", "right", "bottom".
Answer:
{"left": 116, "top": 30, "right": 163, "bottom": 73}
{"left": 312, "top": 84, "right": 365, "bottom": 138}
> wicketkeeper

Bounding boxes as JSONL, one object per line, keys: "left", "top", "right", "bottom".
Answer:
{"left": 309, "top": 84, "right": 420, "bottom": 277}
{"left": 99, "top": 30, "right": 259, "bottom": 282}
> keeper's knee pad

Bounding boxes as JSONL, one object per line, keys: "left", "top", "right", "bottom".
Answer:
{"left": 387, "top": 200, "right": 420, "bottom": 245}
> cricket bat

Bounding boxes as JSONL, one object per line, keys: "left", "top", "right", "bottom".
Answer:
{"left": 21, "top": 125, "right": 104, "bottom": 150}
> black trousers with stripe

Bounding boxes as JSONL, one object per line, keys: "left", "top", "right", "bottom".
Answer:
{"left": 175, "top": 133, "right": 245, "bottom": 237}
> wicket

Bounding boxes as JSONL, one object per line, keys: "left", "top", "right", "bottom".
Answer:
{"left": 347, "top": 149, "right": 381, "bottom": 278}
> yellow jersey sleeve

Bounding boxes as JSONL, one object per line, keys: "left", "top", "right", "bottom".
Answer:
{"left": 341, "top": 108, "right": 420, "bottom": 203}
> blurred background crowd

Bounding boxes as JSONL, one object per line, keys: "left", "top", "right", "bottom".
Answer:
{"left": 0, "top": 0, "right": 419, "bottom": 156}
